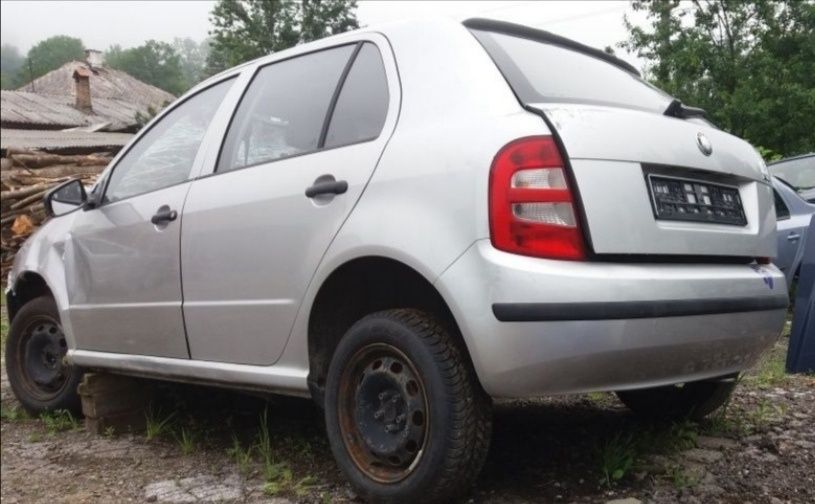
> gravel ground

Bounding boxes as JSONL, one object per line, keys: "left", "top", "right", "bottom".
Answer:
{"left": 2, "top": 305, "right": 813, "bottom": 504}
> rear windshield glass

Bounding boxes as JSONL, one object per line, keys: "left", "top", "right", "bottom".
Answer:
{"left": 471, "top": 29, "right": 673, "bottom": 113}
{"left": 770, "top": 156, "right": 815, "bottom": 192}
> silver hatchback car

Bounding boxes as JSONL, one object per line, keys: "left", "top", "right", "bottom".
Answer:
{"left": 5, "top": 18, "right": 788, "bottom": 503}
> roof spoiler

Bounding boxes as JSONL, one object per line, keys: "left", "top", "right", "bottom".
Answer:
{"left": 463, "top": 18, "right": 641, "bottom": 77}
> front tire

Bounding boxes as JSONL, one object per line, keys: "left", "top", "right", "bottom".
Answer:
{"left": 5, "top": 296, "right": 84, "bottom": 415}
{"left": 616, "top": 375, "right": 737, "bottom": 421}
{"left": 324, "top": 309, "right": 491, "bottom": 503}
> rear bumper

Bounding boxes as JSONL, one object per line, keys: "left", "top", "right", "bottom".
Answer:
{"left": 435, "top": 240, "right": 788, "bottom": 398}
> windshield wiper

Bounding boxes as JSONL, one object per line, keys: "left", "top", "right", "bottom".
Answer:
{"left": 664, "top": 99, "right": 707, "bottom": 119}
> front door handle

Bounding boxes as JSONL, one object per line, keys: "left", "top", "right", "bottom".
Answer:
{"left": 787, "top": 232, "right": 801, "bottom": 241}
{"left": 151, "top": 206, "right": 178, "bottom": 225}
{"left": 305, "top": 176, "right": 348, "bottom": 198}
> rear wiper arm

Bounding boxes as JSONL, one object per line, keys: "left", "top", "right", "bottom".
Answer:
{"left": 664, "top": 99, "right": 707, "bottom": 119}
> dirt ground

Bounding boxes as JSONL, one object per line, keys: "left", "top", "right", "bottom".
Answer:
{"left": 2, "top": 305, "right": 813, "bottom": 504}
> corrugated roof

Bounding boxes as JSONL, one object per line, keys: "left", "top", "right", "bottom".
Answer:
{"left": 19, "top": 61, "right": 175, "bottom": 113}
{"left": 1, "top": 90, "right": 146, "bottom": 131}
{"left": 0, "top": 128, "right": 133, "bottom": 150}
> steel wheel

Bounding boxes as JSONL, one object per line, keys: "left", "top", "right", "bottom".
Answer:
{"left": 337, "top": 343, "right": 429, "bottom": 483}
{"left": 14, "top": 316, "right": 71, "bottom": 401}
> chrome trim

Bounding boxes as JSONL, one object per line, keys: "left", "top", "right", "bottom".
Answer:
{"left": 67, "top": 350, "right": 310, "bottom": 397}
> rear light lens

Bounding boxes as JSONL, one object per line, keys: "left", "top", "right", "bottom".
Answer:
{"left": 489, "top": 136, "right": 586, "bottom": 260}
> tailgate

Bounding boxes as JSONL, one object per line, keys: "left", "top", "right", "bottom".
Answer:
{"left": 467, "top": 19, "right": 776, "bottom": 259}
{"left": 535, "top": 103, "right": 776, "bottom": 258}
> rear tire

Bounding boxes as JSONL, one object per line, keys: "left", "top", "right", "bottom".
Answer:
{"left": 5, "top": 296, "right": 84, "bottom": 415}
{"left": 324, "top": 309, "right": 491, "bottom": 503}
{"left": 616, "top": 375, "right": 737, "bottom": 421}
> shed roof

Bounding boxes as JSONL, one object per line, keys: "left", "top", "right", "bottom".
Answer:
{"left": 1, "top": 90, "right": 146, "bottom": 131}
{"left": 19, "top": 61, "right": 175, "bottom": 113}
{"left": 0, "top": 128, "right": 133, "bottom": 151}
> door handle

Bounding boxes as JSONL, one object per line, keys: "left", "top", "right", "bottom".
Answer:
{"left": 151, "top": 206, "right": 178, "bottom": 225}
{"left": 787, "top": 232, "right": 801, "bottom": 241}
{"left": 305, "top": 178, "right": 348, "bottom": 198}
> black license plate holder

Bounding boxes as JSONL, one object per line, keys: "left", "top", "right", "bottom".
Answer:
{"left": 648, "top": 175, "right": 747, "bottom": 226}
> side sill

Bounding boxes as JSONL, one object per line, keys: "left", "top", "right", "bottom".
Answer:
{"left": 492, "top": 295, "right": 789, "bottom": 322}
{"left": 67, "top": 350, "right": 310, "bottom": 398}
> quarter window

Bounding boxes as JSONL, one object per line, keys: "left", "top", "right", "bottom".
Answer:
{"left": 218, "top": 45, "right": 356, "bottom": 172}
{"left": 104, "top": 78, "right": 234, "bottom": 203}
{"left": 324, "top": 43, "right": 389, "bottom": 148}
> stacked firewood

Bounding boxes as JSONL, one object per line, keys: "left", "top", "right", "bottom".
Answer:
{"left": 1, "top": 149, "right": 112, "bottom": 277}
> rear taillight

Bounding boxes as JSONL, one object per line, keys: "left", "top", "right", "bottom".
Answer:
{"left": 489, "top": 136, "right": 586, "bottom": 260}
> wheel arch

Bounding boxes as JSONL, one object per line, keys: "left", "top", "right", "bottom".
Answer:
{"left": 6, "top": 271, "right": 54, "bottom": 322}
{"left": 306, "top": 255, "right": 475, "bottom": 407}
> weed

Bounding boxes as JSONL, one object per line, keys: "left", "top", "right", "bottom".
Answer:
{"left": 28, "top": 432, "right": 44, "bottom": 442}
{"left": 1, "top": 404, "right": 29, "bottom": 422}
{"left": 598, "top": 432, "right": 637, "bottom": 486}
{"left": 175, "top": 427, "right": 197, "bottom": 455}
{"left": 262, "top": 462, "right": 318, "bottom": 497}
{"left": 104, "top": 426, "right": 116, "bottom": 438}
{"left": 667, "top": 464, "right": 698, "bottom": 489}
{"left": 747, "top": 400, "right": 785, "bottom": 431}
{"left": 227, "top": 435, "right": 254, "bottom": 475}
{"left": 256, "top": 407, "right": 275, "bottom": 468}
{"left": 145, "top": 407, "right": 176, "bottom": 441}
{"left": 746, "top": 342, "right": 789, "bottom": 389}
{"left": 40, "top": 409, "right": 79, "bottom": 434}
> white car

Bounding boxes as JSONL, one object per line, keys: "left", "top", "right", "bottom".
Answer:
{"left": 5, "top": 18, "right": 788, "bottom": 502}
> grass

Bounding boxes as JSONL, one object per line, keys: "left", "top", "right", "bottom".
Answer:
{"left": 175, "top": 426, "right": 198, "bottom": 455}
{"left": 144, "top": 406, "right": 176, "bottom": 441}
{"left": 0, "top": 404, "right": 29, "bottom": 422}
{"left": 40, "top": 409, "right": 80, "bottom": 434}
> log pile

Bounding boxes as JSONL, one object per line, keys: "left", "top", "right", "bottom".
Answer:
{"left": 1, "top": 149, "right": 112, "bottom": 277}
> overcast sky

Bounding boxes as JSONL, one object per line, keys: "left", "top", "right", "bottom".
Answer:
{"left": 0, "top": 0, "right": 645, "bottom": 69}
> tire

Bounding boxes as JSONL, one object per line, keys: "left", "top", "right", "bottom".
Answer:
{"left": 616, "top": 375, "right": 738, "bottom": 421}
{"left": 5, "top": 296, "right": 84, "bottom": 415}
{"left": 324, "top": 309, "right": 491, "bottom": 503}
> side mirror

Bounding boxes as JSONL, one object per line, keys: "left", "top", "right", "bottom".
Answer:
{"left": 44, "top": 178, "right": 87, "bottom": 217}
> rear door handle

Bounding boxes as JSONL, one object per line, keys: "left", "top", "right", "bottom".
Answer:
{"left": 787, "top": 232, "right": 801, "bottom": 241}
{"left": 305, "top": 178, "right": 348, "bottom": 198}
{"left": 151, "top": 206, "right": 178, "bottom": 225}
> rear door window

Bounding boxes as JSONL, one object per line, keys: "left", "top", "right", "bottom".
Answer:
{"left": 470, "top": 29, "right": 673, "bottom": 113}
{"left": 218, "top": 44, "right": 356, "bottom": 172}
{"left": 324, "top": 43, "right": 389, "bottom": 149}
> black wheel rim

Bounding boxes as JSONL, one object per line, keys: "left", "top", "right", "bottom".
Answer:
{"left": 337, "top": 343, "right": 429, "bottom": 483}
{"left": 15, "top": 316, "right": 70, "bottom": 401}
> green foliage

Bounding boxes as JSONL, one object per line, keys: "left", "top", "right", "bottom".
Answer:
{"left": 227, "top": 434, "right": 254, "bottom": 474}
{"left": 175, "top": 426, "right": 198, "bottom": 455}
{"left": 598, "top": 432, "right": 637, "bottom": 485}
{"left": 40, "top": 409, "right": 80, "bottom": 434}
{"left": 206, "top": 0, "right": 359, "bottom": 74}
{"left": 144, "top": 406, "right": 176, "bottom": 440}
{"left": 21, "top": 35, "right": 85, "bottom": 86}
{"left": 1, "top": 404, "right": 30, "bottom": 422}
{"left": 622, "top": 1, "right": 815, "bottom": 156}
{"left": 106, "top": 40, "right": 188, "bottom": 95}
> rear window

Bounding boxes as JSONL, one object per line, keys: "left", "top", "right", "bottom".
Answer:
{"left": 471, "top": 29, "right": 673, "bottom": 113}
{"left": 770, "top": 156, "right": 815, "bottom": 193}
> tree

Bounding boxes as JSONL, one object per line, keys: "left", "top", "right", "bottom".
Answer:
{"left": 206, "top": 0, "right": 358, "bottom": 74}
{"left": 106, "top": 40, "right": 188, "bottom": 95}
{"left": 1, "top": 44, "right": 25, "bottom": 89}
{"left": 621, "top": 1, "right": 815, "bottom": 157}
{"left": 173, "top": 37, "right": 210, "bottom": 88}
{"left": 19, "top": 35, "right": 85, "bottom": 86}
